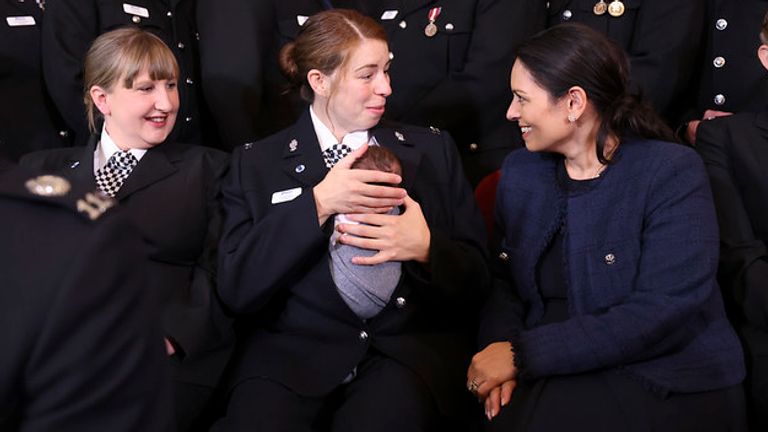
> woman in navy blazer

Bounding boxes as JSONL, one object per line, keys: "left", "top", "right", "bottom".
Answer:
{"left": 214, "top": 9, "right": 488, "bottom": 431}
{"left": 467, "top": 23, "right": 747, "bottom": 431}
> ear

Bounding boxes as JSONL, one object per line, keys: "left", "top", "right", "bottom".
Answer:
{"left": 565, "top": 86, "right": 588, "bottom": 122}
{"left": 307, "top": 69, "right": 332, "bottom": 98}
{"left": 90, "top": 85, "right": 111, "bottom": 116}
{"left": 758, "top": 44, "right": 768, "bottom": 71}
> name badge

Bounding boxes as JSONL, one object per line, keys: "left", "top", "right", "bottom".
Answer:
{"left": 6, "top": 16, "right": 36, "bottom": 27}
{"left": 381, "top": 10, "right": 398, "bottom": 20}
{"left": 123, "top": 3, "right": 150, "bottom": 18}
{"left": 296, "top": 15, "right": 309, "bottom": 26}
{"left": 271, "top": 187, "right": 302, "bottom": 204}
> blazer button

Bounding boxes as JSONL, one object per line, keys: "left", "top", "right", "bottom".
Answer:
{"left": 358, "top": 330, "right": 369, "bottom": 341}
{"left": 396, "top": 297, "right": 406, "bottom": 308}
{"left": 604, "top": 253, "right": 616, "bottom": 265}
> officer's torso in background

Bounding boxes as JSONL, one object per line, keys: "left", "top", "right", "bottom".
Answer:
{"left": 0, "top": 0, "right": 69, "bottom": 161}
{"left": 696, "top": 0, "right": 768, "bottom": 115}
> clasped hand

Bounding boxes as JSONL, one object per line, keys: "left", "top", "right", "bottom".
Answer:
{"left": 467, "top": 341, "right": 518, "bottom": 421}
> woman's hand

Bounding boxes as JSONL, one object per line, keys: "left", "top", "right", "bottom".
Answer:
{"left": 484, "top": 380, "right": 516, "bottom": 421}
{"left": 467, "top": 341, "right": 517, "bottom": 400}
{"left": 336, "top": 195, "right": 431, "bottom": 264}
{"left": 313, "top": 144, "right": 406, "bottom": 226}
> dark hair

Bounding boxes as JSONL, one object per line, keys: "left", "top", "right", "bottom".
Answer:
{"left": 761, "top": 11, "right": 768, "bottom": 44}
{"left": 278, "top": 9, "right": 387, "bottom": 103}
{"left": 515, "top": 23, "right": 674, "bottom": 163}
{"left": 351, "top": 146, "right": 402, "bottom": 176}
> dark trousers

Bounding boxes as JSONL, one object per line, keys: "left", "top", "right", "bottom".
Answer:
{"left": 211, "top": 352, "right": 439, "bottom": 431}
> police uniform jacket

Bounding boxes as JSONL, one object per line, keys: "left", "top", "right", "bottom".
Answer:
{"left": 41, "top": 0, "right": 210, "bottom": 147}
{"left": 689, "top": 0, "right": 768, "bottom": 120}
{"left": 219, "top": 109, "right": 489, "bottom": 414}
{"left": 0, "top": 0, "right": 69, "bottom": 161}
{"left": 547, "top": 0, "right": 705, "bottom": 125}
{"left": 198, "top": 0, "right": 545, "bottom": 184}
{"left": 0, "top": 164, "right": 171, "bottom": 431}
{"left": 697, "top": 113, "right": 768, "bottom": 331}
{"left": 20, "top": 138, "right": 234, "bottom": 389}
{"left": 479, "top": 139, "right": 745, "bottom": 394}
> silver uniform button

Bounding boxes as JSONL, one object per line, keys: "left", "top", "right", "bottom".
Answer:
{"left": 166, "top": 11, "right": 172, "bottom": 18}
{"left": 713, "top": 56, "right": 725, "bottom": 68}
{"left": 177, "top": 42, "right": 185, "bottom": 49}
{"left": 714, "top": 94, "right": 726, "bottom": 106}
{"left": 295, "top": 164, "right": 305, "bottom": 173}
{"left": 469, "top": 143, "right": 479, "bottom": 152}
{"left": 185, "top": 116, "right": 193, "bottom": 122}
{"left": 562, "top": 10, "right": 572, "bottom": 20}
{"left": 396, "top": 297, "right": 406, "bottom": 308}
{"left": 185, "top": 77, "right": 194, "bottom": 85}
{"left": 399, "top": 20, "right": 407, "bottom": 29}
{"left": 389, "top": 52, "right": 395, "bottom": 60}
{"left": 715, "top": 18, "right": 727, "bottom": 30}
{"left": 131, "top": 15, "right": 141, "bottom": 24}
{"left": 59, "top": 130, "right": 69, "bottom": 138}
{"left": 243, "top": 142, "right": 253, "bottom": 150}
{"left": 499, "top": 252, "right": 509, "bottom": 261}
{"left": 604, "top": 253, "right": 616, "bottom": 265}
{"left": 445, "top": 23, "right": 454, "bottom": 31}
{"left": 359, "top": 330, "right": 369, "bottom": 341}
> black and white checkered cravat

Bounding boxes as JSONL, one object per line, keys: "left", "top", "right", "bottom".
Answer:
{"left": 95, "top": 150, "right": 138, "bottom": 197}
{"left": 322, "top": 143, "right": 352, "bottom": 168}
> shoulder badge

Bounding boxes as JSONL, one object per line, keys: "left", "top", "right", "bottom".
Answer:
{"left": 25, "top": 175, "right": 71, "bottom": 197}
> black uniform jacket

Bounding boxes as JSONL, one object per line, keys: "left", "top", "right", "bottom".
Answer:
{"left": 0, "top": 0, "right": 69, "bottom": 161}
{"left": 20, "top": 138, "right": 234, "bottom": 388}
{"left": 41, "top": 0, "right": 210, "bottom": 147}
{"left": 689, "top": 0, "right": 768, "bottom": 120}
{"left": 547, "top": 0, "right": 705, "bottom": 125}
{"left": 198, "top": 0, "right": 545, "bottom": 183}
{"left": 219, "top": 110, "right": 490, "bottom": 414}
{"left": 0, "top": 164, "right": 171, "bottom": 431}
{"left": 696, "top": 112, "right": 768, "bottom": 330}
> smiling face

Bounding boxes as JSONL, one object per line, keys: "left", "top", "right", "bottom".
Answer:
{"left": 506, "top": 60, "right": 573, "bottom": 153}
{"left": 317, "top": 38, "right": 392, "bottom": 138}
{"left": 94, "top": 69, "right": 179, "bottom": 150}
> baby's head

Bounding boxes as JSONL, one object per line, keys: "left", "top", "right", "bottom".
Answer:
{"left": 351, "top": 146, "right": 402, "bottom": 179}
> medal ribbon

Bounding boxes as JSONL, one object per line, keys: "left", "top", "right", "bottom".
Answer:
{"left": 427, "top": 7, "right": 442, "bottom": 23}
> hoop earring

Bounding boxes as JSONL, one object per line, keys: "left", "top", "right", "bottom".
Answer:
{"left": 567, "top": 114, "right": 577, "bottom": 123}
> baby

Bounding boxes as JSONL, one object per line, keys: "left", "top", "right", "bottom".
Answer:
{"left": 329, "top": 145, "right": 403, "bottom": 319}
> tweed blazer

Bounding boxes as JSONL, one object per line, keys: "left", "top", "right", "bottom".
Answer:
{"left": 480, "top": 139, "right": 745, "bottom": 395}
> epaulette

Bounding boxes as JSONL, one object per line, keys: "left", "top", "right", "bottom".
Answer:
{"left": 0, "top": 167, "right": 116, "bottom": 222}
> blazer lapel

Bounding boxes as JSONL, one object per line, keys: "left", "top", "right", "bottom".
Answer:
{"left": 64, "top": 135, "right": 99, "bottom": 186}
{"left": 281, "top": 110, "right": 329, "bottom": 188}
{"left": 115, "top": 144, "right": 177, "bottom": 199}
{"left": 752, "top": 111, "right": 768, "bottom": 169}
{"left": 370, "top": 125, "right": 421, "bottom": 191}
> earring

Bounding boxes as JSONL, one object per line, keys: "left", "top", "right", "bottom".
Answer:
{"left": 567, "top": 114, "right": 577, "bottom": 123}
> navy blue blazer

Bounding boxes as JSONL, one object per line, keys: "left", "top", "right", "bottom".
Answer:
{"left": 219, "top": 109, "right": 489, "bottom": 413}
{"left": 480, "top": 139, "right": 745, "bottom": 395}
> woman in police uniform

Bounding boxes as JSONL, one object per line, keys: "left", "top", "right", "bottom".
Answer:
{"left": 198, "top": 0, "right": 545, "bottom": 184}
{"left": 213, "top": 9, "right": 489, "bottom": 431}
{"left": 41, "top": 0, "right": 212, "bottom": 148}
{"left": 23, "top": 28, "right": 232, "bottom": 432}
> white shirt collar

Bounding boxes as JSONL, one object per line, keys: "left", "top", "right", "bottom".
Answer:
{"left": 309, "top": 106, "right": 370, "bottom": 152}
{"left": 93, "top": 125, "right": 148, "bottom": 173}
